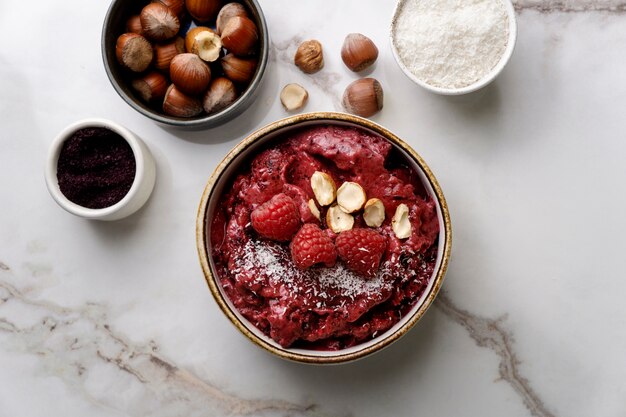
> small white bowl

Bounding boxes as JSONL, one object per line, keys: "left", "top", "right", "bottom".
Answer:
{"left": 390, "top": 0, "right": 517, "bottom": 95}
{"left": 45, "top": 118, "right": 156, "bottom": 221}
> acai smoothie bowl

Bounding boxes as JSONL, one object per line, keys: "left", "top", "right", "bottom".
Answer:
{"left": 196, "top": 112, "right": 451, "bottom": 364}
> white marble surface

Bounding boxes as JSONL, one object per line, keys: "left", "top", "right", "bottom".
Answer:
{"left": 1, "top": 1, "right": 625, "bottom": 416}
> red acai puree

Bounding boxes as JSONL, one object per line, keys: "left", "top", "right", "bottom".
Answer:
{"left": 211, "top": 125, "right": 439, "bottom": 350}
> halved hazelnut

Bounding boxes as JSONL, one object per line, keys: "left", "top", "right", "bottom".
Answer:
{"left": 327, "top": 205, "right": 354, "bottom": 233}
{"left": 203, "top": 77, "right": 238, "bottom": 114}
{"left": 221, "top": 53, "right": 257, "bottom": 83}
{"left": 131, "top": 71, "right": 169, "bottom": 103}
{"left": 185, "top": 27, "right": 222, "bottom": 62}
{"left": 154, "top": 36, "right": 185, "bottom": 72}
{"left": 170, "top": 53, "right": 212, "bottom": 95}
{"left": 311, "top": 171, "right": 336, "bottom": 206}
{"left": 221, "top": 16, "right": 258, "bottom": 56}
{"left": 363, "top": 198, "right": 385, "bottom": 227}
{"left": 216, "top": 2, "right": 248, "bottom": 35}
{"left": 140, "top": 3, "right": 180, "bottom": 41}
{"left": 336, "top": 182, "right": 366, "bottom": 213}
{"left": 163, "top": 84, "right": 203, "bottom": 117}
{"left": 308, "top": 199, "right": 321, "bottom": 221}
{"left": 280, "top": 83, "right": 308, "bottom": 111}
{"left": 392, "top": 203, "right": 411, "bottom": 239}
{"left": 115, "top": 33, "right": 154, "bottom": 73}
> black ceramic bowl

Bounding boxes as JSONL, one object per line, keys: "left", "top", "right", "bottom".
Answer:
{"left": 101, "top": 0, "right": 269, "bottom": 129}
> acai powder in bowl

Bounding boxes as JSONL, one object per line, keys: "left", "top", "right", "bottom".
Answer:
{"left": 390, "top": 0, "right": 517, "bottom": 95}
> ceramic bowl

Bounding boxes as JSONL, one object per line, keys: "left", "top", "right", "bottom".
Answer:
{"left": 390, "top": 0, "right": 517, "bottom": 95}
{"left": 101, "top": 0, "right": 269, "bottom": 129}
{"left": 45, "top": 118, "right": 156, "bottom": 221}
{"left": 196, "top": 112, "right": 451, "bottom": 364}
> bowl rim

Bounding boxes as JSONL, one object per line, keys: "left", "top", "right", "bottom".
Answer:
{"left": 196, "top": 112, "right": 452, "bottom": 364}
{"left": 389, "top": 0, "right": 518, "bottom": 96}
{"left": 44, "top": 118, "right": 148, "bottom": 219}
{"left": 101, "top": 0, "right": 270, "bottom": 128}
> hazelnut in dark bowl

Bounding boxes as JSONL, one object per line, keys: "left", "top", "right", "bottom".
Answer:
{"left": 102, "top": 0, "right": 269, "bottom": 129}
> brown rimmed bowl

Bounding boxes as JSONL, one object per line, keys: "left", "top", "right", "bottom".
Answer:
{"left": 196, "top": 112, "right": 452, "bottom": 364}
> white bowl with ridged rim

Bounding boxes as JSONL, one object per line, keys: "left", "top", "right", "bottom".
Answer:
{"left": 390, "top": 0, "right": 517, "bottom": 95}
{"left": 45, "top": 118, "right": 156, "bottom": 221}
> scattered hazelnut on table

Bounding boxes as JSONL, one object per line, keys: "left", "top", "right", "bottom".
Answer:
{"left": 280, "top": 83, "right": 308, "bottom": 111}
{"left": 341, "top": 33, "right": 378, "bottom": 72}
{"left": 140, "top": 3, "right": 180, "bottom": 41}
{"left": 294, "top": 40, "right": 324, "bottom": 74}
{"left": 115, "top": 33, "right": 154, "bottom": 72}
{"left": 342, "top": 78, "right": 384, "bottom": 118}
{"left": 185, "top": 27, "right": 222, "bottom": 62}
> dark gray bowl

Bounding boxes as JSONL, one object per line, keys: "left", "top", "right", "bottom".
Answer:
{"left": 101, "top": 0, "right": 269, "bottom": 129}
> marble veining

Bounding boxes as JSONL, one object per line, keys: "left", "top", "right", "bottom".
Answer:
{"left": 0, "top": 267, "right": 326, "bottom": 417}
{"left": 272, "top": 37, "right": 343, "bottom": 110}
{"left": 435, "top": 293, "right": 556, "bottom": 417}
{"left": 2, "top": 0, "right": 626, "bottom": 415}
{"left": 514, "top": 0, "right": 626, "bottom": 12}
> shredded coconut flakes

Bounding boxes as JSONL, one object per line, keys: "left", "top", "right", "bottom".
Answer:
{"left": 392, "top": 0, "right": 509, "bottom": 89}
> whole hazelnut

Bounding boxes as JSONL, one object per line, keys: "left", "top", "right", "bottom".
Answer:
{"left": 153, "top": 0, "right": 186, "bottom": 17}
{"left": 216, "top": 2, "right": 248, "bottom": 35}
{"left": 163, "top": 84, "right": 203, "bottom": 117}
{"left": 221, "top": 53, "right": 257, "bottom": 83}
{"left": 154, "top": 36, "right": 185, "bottom": 72}
{"left": 341, "top": 33, "right": 379, "bottom": 72}
{"left": 140, "top": 3, "right": 180, "bottom": 41}
{"left": 221, "top": 16, "right": 258, "bottom": 56}
{"left": 170, "top": 53, "right": 212, "bottom": 95}
{"left": 115, "top": 33, "right": 154, "bottom": 72}
{"left": 126, "top": 15, "right": 144, "bottom": 35}
{"left": 131, "top": 71, "right": 169, "bottom": 103}
{"left": 186, "top": 0, "right": 222, "bottom": 23}
{"left": 203, "top": 77, "right": 238, "bottom": 114}
{"left": 342, "top": 78, "right": 383, "bottom": 118}
{"left": 294, "top": 40, "right": 324, "bottom": 74}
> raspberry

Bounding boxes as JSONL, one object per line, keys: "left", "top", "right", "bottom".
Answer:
{"left": 250, "top": 193, "right": 300, "bottom": 241}
{"left": 335, "top": 228, "right": 387, "bottom": 278}
{"left": 290, "top": 224, "right": 337, "bottom": 269}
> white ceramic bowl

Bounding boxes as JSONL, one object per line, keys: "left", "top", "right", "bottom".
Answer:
{"left": 45, "top": 118, "right": 156, "bottom": 221}
{"left": 196, "top": 112, "right": 452, "bottom": 364}
{"left": 390, "top": 0, "right": 517, "bottom": 95}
